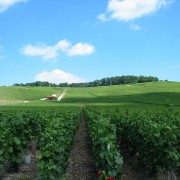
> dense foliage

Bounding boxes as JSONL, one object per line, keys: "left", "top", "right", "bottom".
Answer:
{"left": 0, "top": 107, "right": 80, "bottom": 179}
{"left": 110, "top": 109, "right": 180, "bottom": 174}
{"left": 86, "top": 110, "right": 123, "bottom": 179}
{"left": 0, "top": 111, "right": 43, "bottom": 174}
{"left": 87, "top": 107, "right": 180, "bottom": 176}
{"left": 37, "top": 111, "right": 80, "bottom": 179}
{"left": 13, "top": 75, "right": 159, "bottom": 87}
{"left": 0, "top": 105, "right": 179, "bottom": 179}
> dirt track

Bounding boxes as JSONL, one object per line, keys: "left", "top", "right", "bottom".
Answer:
{"left": 66, "top": 114, "right": 95, "bottom": 180}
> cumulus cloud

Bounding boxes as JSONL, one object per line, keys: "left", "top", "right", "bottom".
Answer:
{"left": 35, "top": 69, "right": 85, "bottom": 84}
{"left": 68, "top": 43, "right": 95, "bottom": 57}
{"left": 0, "top": 0, "right": 27, "bottom": 12}
{"left": 130, "top": 24, "right": 141, "bottom": 31}
{"left": 21, "top": 44, "right": 59, "bottom": 59}
{"left": 98, "top": 0, "right": 172, "bottom": 22}
{"left": 21, "top": 40, "right": 95, "bottom": 60}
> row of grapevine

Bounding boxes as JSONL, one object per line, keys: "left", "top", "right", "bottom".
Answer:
{"left": 0, "top": 111, "right": 43, "bottom": 174}
{"left": 37, "top": 113, "right": 80, "bottom": 179}
{"left": 110, "top": 110, "right": 180, "bottom": 174}
{"left": 85, "top": 106, "right": 179, "bottom": 178}
{"left": 86, "top": 110, "right": 123, "bottom": 180}
{"left": 0, "top": 107, "right": 80, "bottom": 179}
{"left": 1, "top": 106, "right": 179, "bottom": 179}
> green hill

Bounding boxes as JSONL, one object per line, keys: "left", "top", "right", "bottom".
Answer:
{"left": 0, "top": 82, "right": 180, "bottom": 108}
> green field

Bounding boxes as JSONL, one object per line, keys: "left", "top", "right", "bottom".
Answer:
{"left": 0, "top": 81, "right": 180, "bottom": 110}
{"left": 0, "top": 82, "right": 180, "bottom": 179}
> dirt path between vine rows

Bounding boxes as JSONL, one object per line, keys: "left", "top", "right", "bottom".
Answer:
{"left": 66, "top": 114, "right": 96, "bottom": 180}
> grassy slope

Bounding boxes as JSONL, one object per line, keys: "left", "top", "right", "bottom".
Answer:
{"left": 63, "top": 82, "right": 180, "bottom": 105}
{"left": 0, "top": 86, "right": 65, "bottom": 100}
{"left": 0, "top": 82, "right": 180, "bottom": 107}
{"left": 0, "top": 86, "right": 64, "bottom": 106}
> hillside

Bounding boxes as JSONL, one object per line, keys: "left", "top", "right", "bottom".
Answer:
{"left": 0, "top": 82, "right": 180, "bottom": 107}
{"left": 1, "top": 81, "right": 180, "bottom": 179}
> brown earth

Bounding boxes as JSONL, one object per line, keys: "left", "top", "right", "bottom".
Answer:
{"left": 66, "top": 114, "right": 96, "bottom": 180}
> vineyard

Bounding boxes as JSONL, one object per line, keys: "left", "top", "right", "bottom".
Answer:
{"left": 1, "top": 82, "right": 180, "bottom": 107}
{"left": 0, "top": 107, "right": 80, "bottom": 179}
{"left": 1, "top": 0, "right": 180, "bottom": 178}
{"left": 0, "top": 105, "right": 179, "bottom": 179}
{"left": 86, "top": 107, "right": 180, "bottom": 179}
{"left": 0, "top": 82, "right": 180, "bottom": 179}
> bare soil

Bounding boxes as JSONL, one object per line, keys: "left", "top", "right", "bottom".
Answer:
{"left": 66, "top": 114, "right": 96, "bottom": 180}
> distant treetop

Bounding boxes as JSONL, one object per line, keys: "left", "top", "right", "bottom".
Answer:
{"left": 13, "top": 75, "right": 159, "bottom": 87}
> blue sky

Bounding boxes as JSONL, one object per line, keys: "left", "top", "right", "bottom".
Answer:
{"left": 0, "top": 0, "right": 180, "bottom": 85}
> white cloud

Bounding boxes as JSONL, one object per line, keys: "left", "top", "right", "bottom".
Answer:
{"left": 55, "top": 40, "right": 71, "bottom": 53}
{"left": 21, "top": 44, "right": 59, "bottom": 59}
{"left": 130, "top": 24, "right": 141, "bottom": 31}
{"left": 98, "top": 0, "right": 172, "bottom": 22}
{"left": 0, "top": 0, "right": 27, "bottom": 12}
{"left": 21, "top": 40, "right": 95, "bottom": 60}
{"left": 35, "top": 69, "right": 85, "bottom": 84}
{"left": 68, "top": 43, "right": 95, "bottom": 57}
